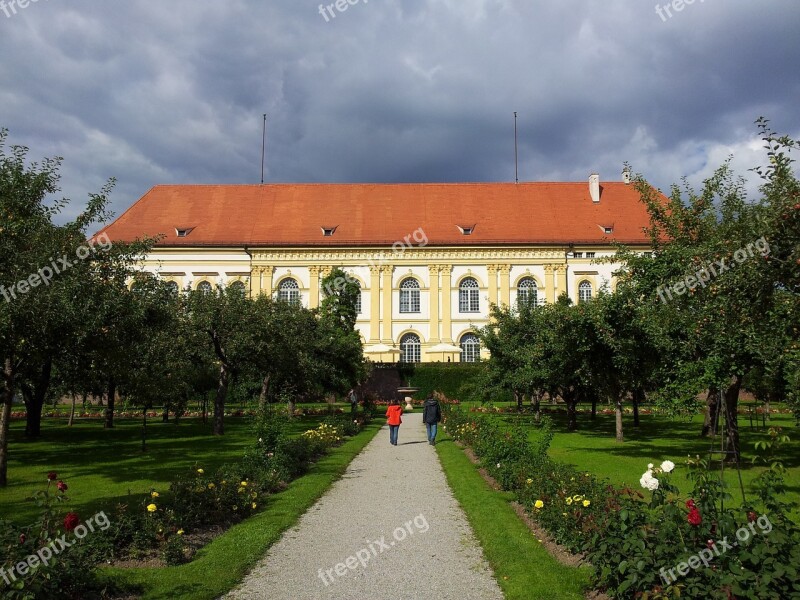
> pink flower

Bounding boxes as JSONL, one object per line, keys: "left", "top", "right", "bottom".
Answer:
{"left": 56, "top": 480, "right": 68, "bottom": 492}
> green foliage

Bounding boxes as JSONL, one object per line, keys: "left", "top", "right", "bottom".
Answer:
{"left": 0, "top": 477, "right": 118, "bottom": 599}
{"left": 406, "top": 363, "right": 501, "bottom": 402}
{"left": 446, "top": 405, "right": 800, "bottom": 599}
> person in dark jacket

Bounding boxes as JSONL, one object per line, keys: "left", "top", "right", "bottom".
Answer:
{"left": 422, "top": 394, "right": 442, "bottom": 445}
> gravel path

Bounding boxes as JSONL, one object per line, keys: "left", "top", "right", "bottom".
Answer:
{"left": 226, "top": 412, "right": 504, "bottom": 600}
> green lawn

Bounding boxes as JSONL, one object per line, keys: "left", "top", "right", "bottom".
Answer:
{"left": 436, "top": 433, "right": 590, "bottom": 600}
{"left": 0, "top": 415, "right": 324, "bottom": 526}
{"left": 488, "top": 408, "right": 800, "bottom": 518}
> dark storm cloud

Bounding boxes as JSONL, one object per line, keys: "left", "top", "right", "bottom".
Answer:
{"left": 0, "top": 0, "right": 798, "bottom": 223}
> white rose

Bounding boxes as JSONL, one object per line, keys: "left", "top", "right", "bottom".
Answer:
{"left": 640, "top": 470, "right": 659, "bottom": 491}
{"left": 660, "top": 460, "right": 675, "bottom": 473}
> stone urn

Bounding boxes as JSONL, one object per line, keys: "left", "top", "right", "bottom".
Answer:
{"left": 396, "top": 387, "right": 419, "bottom": 411}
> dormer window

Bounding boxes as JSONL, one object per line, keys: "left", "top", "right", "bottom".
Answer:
{"left": 599, "top": 225, "right": 614, "bottom": 235}
{"left": 176, "top": 227, "right": 195, "bottom": 238}
{"left": 457, "top": 225, "right": 476, "bottom": 236}
{"left": 321, "top": 226, "right": 338, "bottom": 237}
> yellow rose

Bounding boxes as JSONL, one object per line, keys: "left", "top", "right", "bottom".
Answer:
{"left": 526, "top": 478, "right": 533, "bottom": 485}
{"left": 177, "top": 529, "right": 184, "bottom": 535}
{"left": 208, "top": 483, "right": 216, "bottom": 489}
{"left": 147, "top": 503, "right": 157, "bottom": 513}
{"left": 151, "top": 491, "right": 159, "bottom": 498}
{"left": 572, "top": 495, "right": 582, "bottom": 502}
{"left": 583, "top": 500, "right": 591, "bottom": 507}
{"left": 197, "top": 468, "right": 204, "bottom": 475}
{"left": 251, "top": 502, "right": 257, "bottom": 509}
{"left": 565, "top": 497, "right": 573, "bottom": 505}
{"left": 534, "top": 500, "right": 544, "bottom": 509}
{"left": 240, "top": 481, "right": 248, "bottom": 487}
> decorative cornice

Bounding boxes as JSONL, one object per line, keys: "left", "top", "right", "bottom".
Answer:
{"left": 249, "top": 248, "right": 565, "bottom": 263}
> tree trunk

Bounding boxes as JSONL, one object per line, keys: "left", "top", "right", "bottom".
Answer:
{"left": 162, "top": 405, "right": 169, "bottom": 423}
{"left": 213, "top": 364, "right": 229, "bottom": 436}
{"left": 591, "top": 395, "right": 597, "bottom": 420}
{"left": 23, "top": 357, "right": 52, "bottom": 438}
{"left": 701, "top": 387, "right": 719, "bottom": 437}
{"left": 532, "top": 393, "right": 541, "bottom": 423}
{"left": 104, "top": 378, "right": 116, "bottom": 429}
{"left": 258, "top": 374, "right": 271, "bottom": 409}
{"left": 615, "top": 398, "right": 624, "bottom": 443}
{"left": 515, "top": 391, "right": 523, "bottom": 411}
{"left": 723, "top": 376, "right": 742, "bottom": 462}
{"left": 565, "top": 391, "right": 578, "bottom": 432}
{"left": 288, "top": 396, "right": 297, "bottom": 416}
{"left": 68, "top": 393, "right": 78, "bottom": 426}
{"left": 0, "top": 357, "right": 15, "bottom": 487}
{"left": 632, "top": 389, "right": 642, "bottom": 427}
{"left": 142, "top": 407, "right": 148, "bottom": 452}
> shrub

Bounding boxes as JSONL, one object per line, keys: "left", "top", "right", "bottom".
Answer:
{"left": 0, "top": 476, "right": 119, "bottom": 599}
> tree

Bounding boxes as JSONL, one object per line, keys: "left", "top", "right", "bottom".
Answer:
{"left": 613, "top": 120, "right": 800, "bottom": 459}
{"left": 186, "top": 284, "right": 259, "bottom": 435}
{"left": 0, "top": 129, "right": 138, "bottom": 483}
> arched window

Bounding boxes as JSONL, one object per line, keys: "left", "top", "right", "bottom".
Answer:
{"left": 578, "top": 281, "right": 593, "bottom": 304}
{"left": 459, "top": 277, "right": 480, "bottom": 313}
{"left": 165, "top": 281, "right": 179, "bottom": 294}
{"left": 517, "top": 278, "right": 538, "bottom": 307}
{"left": 399, "top": 278, "right": 420, "bottom": 313}
{"left": 278, "top": 278, "right": 300, "bottom": 305}
{"left": 400, "top": 333, "right": 422, "bottom": 363}
{"left": 229, "top": 281, "right": 246, "bottom": 296}
{"left": 197, "top": 281, "right": 212, "bottom": 295}
{"left": 460, "top": 333, "right": 481, "bottom": 363}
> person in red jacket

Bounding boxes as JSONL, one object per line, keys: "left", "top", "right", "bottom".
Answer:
{"left": 385, "top": 398, "right": 403, "bottom": 446}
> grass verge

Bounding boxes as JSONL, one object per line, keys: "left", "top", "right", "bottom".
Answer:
{"left": 435, "top": 433, "right": 591, "bottom": 600}
{"left": 102, "top": 421, "right": 382, "bottom": 600}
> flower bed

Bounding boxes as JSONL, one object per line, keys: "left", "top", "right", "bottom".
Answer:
{"left": 1, "top": 411, "right": 372, "bottom": 598}
{"left": 443, "top": 407, "right": 800, "bottom": 599}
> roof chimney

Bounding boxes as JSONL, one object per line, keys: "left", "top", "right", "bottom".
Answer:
{"left": 589, "top": 173, "right": 600, "bottom": 203}
{"left": 622, "top": 166, "right": 631, "bottom": 184}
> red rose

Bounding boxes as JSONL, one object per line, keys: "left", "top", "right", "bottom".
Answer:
{"left": 47, "top": 472, "right": 58, "bottom": 481}
{"left": 56, "top": 480, "right": 68, "bottom": 492}
{"left": 747, "top": 511, "right": 758, "bottom": 523}
{"left": 63, "top": 512, "right": 80, "bottom": 532}
{"left": 688, "top": 507, "right": 702, "bottom": 527}
{"left": 706, "top": 539, "right": 715, "bottom": 549}
{"left": 686, "top": 499, "right": 696, "bottom": 509}
{"left": 19, "top": 534, "right": 26, "bottom": 544}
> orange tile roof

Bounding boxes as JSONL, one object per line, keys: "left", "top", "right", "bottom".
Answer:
{"left": 98, "top": 182, "right": 653, "bottom": 247}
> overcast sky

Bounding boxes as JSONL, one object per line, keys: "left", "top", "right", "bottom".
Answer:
{"left": 1, "top": 0, "right": 799, "bottom": 224}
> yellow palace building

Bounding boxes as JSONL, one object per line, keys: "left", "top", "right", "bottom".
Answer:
{"left": 99, "top": 174, "right": 651, "bottom": 363}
